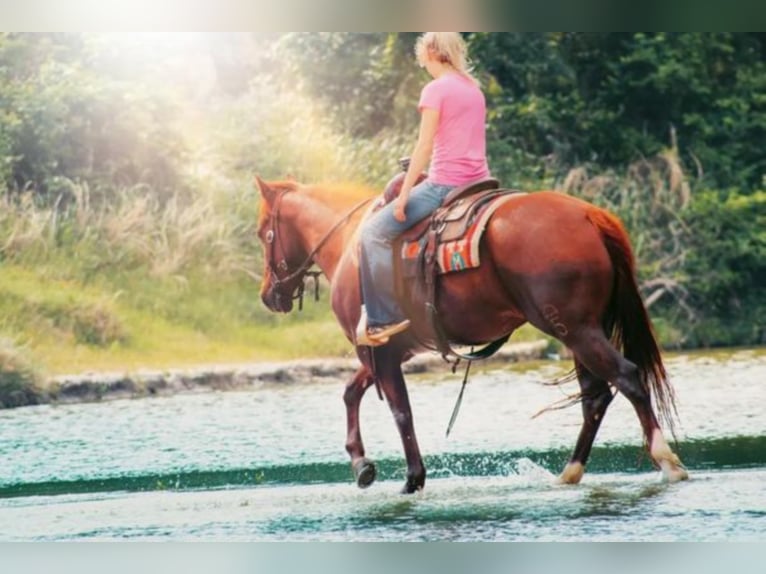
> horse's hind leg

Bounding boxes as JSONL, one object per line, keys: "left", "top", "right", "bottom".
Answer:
{"left": 558, "top": 361, "right": 614, "bottom": 484}
{"left": 344, "top": 366, "right": 377, "bottom": 488}
{"left": 568, "top": 327, "right": 688, "bottom": 482}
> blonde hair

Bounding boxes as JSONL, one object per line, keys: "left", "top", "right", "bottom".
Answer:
{"left": 415, "top": 32, "right": 477, "bottom": 83}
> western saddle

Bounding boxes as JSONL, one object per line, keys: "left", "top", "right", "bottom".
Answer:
{"left": 380, "top": 161, "right": 522, "bottom": 360}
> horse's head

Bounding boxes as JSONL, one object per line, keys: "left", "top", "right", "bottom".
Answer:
{"left": 254, "top": 176, "right": 311, "bottom": 313}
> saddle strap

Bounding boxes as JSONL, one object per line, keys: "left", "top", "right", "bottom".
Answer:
{"left": 426, "top": 301, "right": 511, "bottom": 362}
{"left": 424, "top": 242, "right": 510, "bottom": 362}
{"left": 393, "top": 188, "right": 521, "bottom": 363}
{"left": 425, "top": 190, "right": 519, "bottom": 362}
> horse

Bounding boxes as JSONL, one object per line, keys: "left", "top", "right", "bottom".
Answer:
{"left": 254, "top": 175, "right": 688, "bottom": 494}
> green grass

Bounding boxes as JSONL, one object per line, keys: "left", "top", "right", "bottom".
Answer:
{"left": 0, "top": 262, "right": 551, "bottom": 379}
{"left": 0, "top": 83, "right": 554, "bottom": 382}
{"left": 0, "top": 263, "right": 355, "bottom": 377}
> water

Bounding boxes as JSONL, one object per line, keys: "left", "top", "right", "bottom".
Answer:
{"left": 1, "top": 349, "right": 764, "bottom": 540}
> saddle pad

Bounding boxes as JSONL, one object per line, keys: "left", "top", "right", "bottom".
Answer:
{"left": 400, "top": 194, "right": 518, "bottom": 275}
{"left": 437, "top": 234, "right": 480, "bottom": 273}
{"left": 400, "top": 237, "right": 426, "bottom": 278}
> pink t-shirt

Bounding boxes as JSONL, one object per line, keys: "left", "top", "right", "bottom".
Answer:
{"left": 418, "top": 73, "right": 490, "bottom": 186}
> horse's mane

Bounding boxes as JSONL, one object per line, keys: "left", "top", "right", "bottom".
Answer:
{"left": 257, "top": 179, "right": 378, "bottom": 229}
{"left": 303, "top": 181, "right": 378, "bottom": 209}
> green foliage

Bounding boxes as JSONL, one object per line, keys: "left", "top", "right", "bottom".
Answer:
{"left": 212, "top": 81, "right": 410, "bottom": 188}
{"left": 470, "top": 32, "right": 766, "bottom": 193}
{"left": 678, "top": 190, "right": 766, "bottom": 346}
{"left": 0, "top": 33, "right": 186, "bottom": 203}
{"left": 0, "top": 338, "right": 43, "bottom": 407}
{"left": 275, "top": 33, "right": 424, "bottom": 138}
{"left": 0, "top": 32, "right": 764, "bottom": 378}
{"left": 565, "top": 156, "right": 765, "bottom": 348}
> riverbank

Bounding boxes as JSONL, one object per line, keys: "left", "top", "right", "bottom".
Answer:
{"left": 0, "top": 340, "right": 550, "bottom": 409}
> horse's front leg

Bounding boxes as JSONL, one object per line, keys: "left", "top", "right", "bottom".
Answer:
{"left": 344, "top": 365, "right": 377, "bottom": 488}
{"left": 373, "top": 347, "right": 426, "bottom": 494}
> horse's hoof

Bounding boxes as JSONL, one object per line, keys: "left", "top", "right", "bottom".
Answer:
{"left": 659, "top": 460, "right": 689, "bottom": 483}
{"left": 400, "top": 473, "right": 425, "bottom": 494}
{"left": 400, "top": 482, "right": 422, "bottom": 495}
{"left": 353, "top": 458, "right": 377, "bottom": 489}
{"left": 556, "top": 461, "right": 584, "bottom": 485}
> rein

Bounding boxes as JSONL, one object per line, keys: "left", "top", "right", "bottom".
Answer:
{"left": 265, "top": 190, "right": 373, "bottom": 310}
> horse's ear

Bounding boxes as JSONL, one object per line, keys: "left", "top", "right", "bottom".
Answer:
{"left": 254, "top": 175, "right": 277, "bottom": 204}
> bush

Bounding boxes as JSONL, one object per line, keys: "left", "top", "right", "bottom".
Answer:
{"left": 0, "top": 338, "right": 44, "bottom": 407}
{"left": 678, "top": 189, "right": 766, "bottom": 346}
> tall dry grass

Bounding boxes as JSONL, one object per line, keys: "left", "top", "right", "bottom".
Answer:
{"left": 0, "top": 181, "right": 259, "bottom": 281}
{"left": 1, "top": 86, "right": 388, "bottom": 281}
{"left": 561, "top": 149, "right": 691, "bottom": 215}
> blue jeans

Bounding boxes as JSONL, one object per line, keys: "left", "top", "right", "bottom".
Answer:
{"left": 359, "top": 179, "right": 455, "bottom": 327}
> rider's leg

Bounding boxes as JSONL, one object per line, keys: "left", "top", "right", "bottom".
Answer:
{"left": 358, "top": 180, "right": 453, "bottom": 343}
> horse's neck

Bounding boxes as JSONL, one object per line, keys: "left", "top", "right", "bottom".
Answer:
{"left": 292, "top": 198, "right": 356, "bottom": 282}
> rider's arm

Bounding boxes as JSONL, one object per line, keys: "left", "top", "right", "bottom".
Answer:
{"left": 394, "top": 108, "right": 439, "bottom": 221}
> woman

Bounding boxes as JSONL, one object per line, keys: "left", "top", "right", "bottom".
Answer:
{"left": 357, "top": 32, "right": 491, "bottom": 346}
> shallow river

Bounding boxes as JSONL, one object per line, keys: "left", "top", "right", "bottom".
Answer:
{"left": 1, "top": 349, "right": 764, "bottom": 541}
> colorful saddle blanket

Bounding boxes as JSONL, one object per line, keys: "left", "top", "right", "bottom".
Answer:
{"left": 397, "top": 188, "right": 522, "bottom": 277}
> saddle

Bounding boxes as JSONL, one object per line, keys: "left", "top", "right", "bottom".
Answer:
{"left": 396, "top": 180, "right": 505, "bottom": 277}
{"left": 384, "top": 175, "right": 524, "bottom": 359}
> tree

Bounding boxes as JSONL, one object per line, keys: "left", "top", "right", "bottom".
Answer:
{"left": 470, "top": 32, "right": 766, "bottom": 193}
{"left": 0, "top": 33, "right": 186, "bottom": 203}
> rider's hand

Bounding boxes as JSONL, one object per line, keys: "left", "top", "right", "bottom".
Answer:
{"left": 393, "top": 195, "right": 408, "bottom": 222}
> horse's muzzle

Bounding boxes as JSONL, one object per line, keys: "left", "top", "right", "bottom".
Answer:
{"left": 261, "top": 287, "right": 293, "bottom": 313}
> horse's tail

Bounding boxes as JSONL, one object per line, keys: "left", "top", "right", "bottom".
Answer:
{"left": 586, "top": 207, "right": 678, "bottom": 434}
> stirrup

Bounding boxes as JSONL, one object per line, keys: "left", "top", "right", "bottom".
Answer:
{"left": 368, "top": 320, "right": 411, "bottom": 342}
{"left": 355, "top": 306, "right": 385, "bottom": 347}
{"left": 355, "top": 307, "right": 410, "bottom": 347}
{"left": 357, "top": 331, "right": 388, "bottom": 347}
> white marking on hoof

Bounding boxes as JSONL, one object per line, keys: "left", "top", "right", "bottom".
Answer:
{"left": 557, "top": 462, "right": 584, "bottom": 485}
{"left": 649, "top": 429, "right": 673, "bottom": 460}
{"left": 651, "top": 429, "right": 689, "bottom": 482}
{"left": 659, "top": 459, "right": 689, "bottom": 483}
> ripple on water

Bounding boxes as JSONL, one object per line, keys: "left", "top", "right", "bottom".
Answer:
{"left": 0, "top": 351, "right": 765, "bottom": 540}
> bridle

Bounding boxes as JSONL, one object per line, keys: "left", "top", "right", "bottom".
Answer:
{"left": 263, "top": 189, "right": 373, "bottom": 311}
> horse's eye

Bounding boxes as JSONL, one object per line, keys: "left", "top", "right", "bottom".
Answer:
{"left": 265, "top": 230, "right": 274, "bottom": 243}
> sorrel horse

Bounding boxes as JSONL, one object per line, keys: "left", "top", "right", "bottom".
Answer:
{"left": 254, "top": 176, "right": 688, "bottom": 494}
